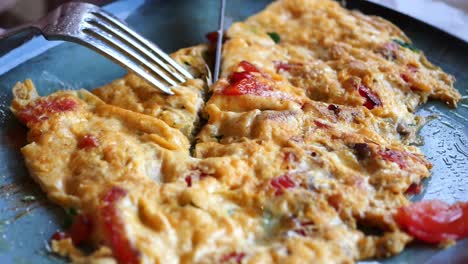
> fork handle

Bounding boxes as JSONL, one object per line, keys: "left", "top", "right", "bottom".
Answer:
{"left": 0, "top": 24, "right": 40, "bottom": 41}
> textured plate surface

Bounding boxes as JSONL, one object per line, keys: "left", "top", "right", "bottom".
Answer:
{"left": 0, "top": 0, "right": 466, "bottom": 263}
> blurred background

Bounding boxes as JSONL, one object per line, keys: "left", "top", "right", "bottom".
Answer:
{"left": 0, "top": 0, "right": 466, "bottom": 40}
{"left": 0, "top": 0, "right": 112, "bottom": 29}
{"left": 368, "top": 0, "right": 467, "bottom": 41}
{"left": 0, "top": 0, "right": 113, "bottom": 53}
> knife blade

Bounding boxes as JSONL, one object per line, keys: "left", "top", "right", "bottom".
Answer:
{"left": 213, "top": 0, "right": 226, "bottom": 82}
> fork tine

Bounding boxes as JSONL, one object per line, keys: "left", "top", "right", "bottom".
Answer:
{"left": 92, "top": 11, "right": 194, "bottom": 80}
{"left": 79, "top": 34, "right": 174, "bottom": 95}
{"left": 88, "top": 17, "right": 186, "bottom": 83}
{"left": 85, "top": 26, "right": 179, "bottom": 88}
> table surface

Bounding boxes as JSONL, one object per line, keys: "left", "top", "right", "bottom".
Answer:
{"left": 0, "top": 0, "right": 466, "bottom": 42}
{"left": 369, "top": 0, "right": 468, "bottom": 41}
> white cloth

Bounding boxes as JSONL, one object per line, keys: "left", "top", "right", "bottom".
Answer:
{"left": 368, "top": 0, "right": 468, "bottom": 41}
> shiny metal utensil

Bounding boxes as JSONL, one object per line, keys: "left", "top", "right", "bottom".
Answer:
{"left": 0, "top": 2, "right": 193, "bottom": 95}
{"left": 213, "top": 0, "right": 226, "bottom": 82}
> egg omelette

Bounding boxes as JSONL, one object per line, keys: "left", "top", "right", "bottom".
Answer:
{"left": 9, "top": 0, "right": 465, "bottom": 263}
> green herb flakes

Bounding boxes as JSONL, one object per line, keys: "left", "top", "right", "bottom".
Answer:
{"left": 267, "top": 32, "right": 281, "bottom": 44}
{"left": 392, "top": 39, "right": 419, "bottom": 52}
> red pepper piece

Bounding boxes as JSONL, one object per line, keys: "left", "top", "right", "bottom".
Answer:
{"left": 69, "top": 214, "right": 93, "bottom": 245}
{"left": 229, "top": 71, "right": 253, "bottom": 84}
{"left": 238, "top": 60, "right": 261, "bottom": 73}
{"left": 221, "top": 252, "right": 246, "bottom": 263}
{"left": 401, "top": 72, "right": 411, "bottom": 83}
{"left": 327, "top": 104, "right": 340, "bottom": 115}
{"left": 379, "top": 149, "right": 408, "bottom": 169}
{"left": 395, "top": 200, "right": 468, "bottom": 243}
{"left": 184, "top": 169, "right": 209, "bottom": 187}
{"left": 205, "top": 31, "right": 229, "bottom": 45}
{"left": 101, "top": 187, "right": 140, "bottom": 264}
{"left": 271, "top": 175, "right": 296, "bottom": 196}
{"left": 357, "top": 85, "right": 382, "bottom": 110}
{"left": 314, "top": 120, "right": 330, "bottom": 129}
{"left": 78, "top": 134, "right": 99, "bottom": 149}
{"left": 379, "top": 149, "right": 407, "bottom": 169}
{"left": 274, "top": 61, "right": 303, "bottom": 72}
{"left": 380, "top": 148, "right": 430, "bottom": 169}
{"left": 206, "top": 31, "right": 219, "bottom": 44}
{"left": 222, "top": 76, "right": 272, "bottom": 96}
{"left": 50, "top": 214, "right": 93, "bottom": 246}
{"left": 405, "top": 183, "right": 423, "bottom": 195}
{"left": 290, "top": 218, "right": 314, "bottom": 236}
{"left": 185, "top": 176, "right": 193, "bottom": 187}
{"left": 293, "top": 229, "right": 307, "bottom": 236}
{"left": 222, "top": 61, "right": 275, "bottom": 96}
{"left": 17, "top": 97, "right": 78, "bottom": 125}
{"left": 51, "top": 231, "right": 70, "bottom": 241}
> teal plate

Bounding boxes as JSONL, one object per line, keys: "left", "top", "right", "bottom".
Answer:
{"left": 0, "top": 0, "right": 466, "bottom": 263}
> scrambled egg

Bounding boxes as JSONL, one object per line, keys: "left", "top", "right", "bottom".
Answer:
{"left": 10, "top": 0, "right": 460, "bottom": 263}
{"left": 93, "top": 45, "right": 209, "bottom": 139}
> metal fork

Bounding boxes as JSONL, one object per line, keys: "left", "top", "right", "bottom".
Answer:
{"left": 0, "top": 2, "right": 193, "bottom": 95}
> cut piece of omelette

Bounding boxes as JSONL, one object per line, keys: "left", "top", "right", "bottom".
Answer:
{"left": 10, "top": 0, "right": 463, "bottom": 263}
{"left": 214, "top": 0, "right": 460, "bottom": 143}
{"left": 93, "top": 45, "right": 210, "bottom": 139}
